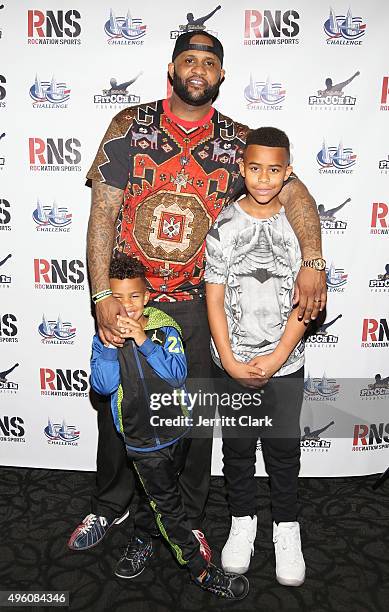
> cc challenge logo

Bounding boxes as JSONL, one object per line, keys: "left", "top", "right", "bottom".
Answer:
{"left": 326, "top": 262, "right": 348, "bottom": 292}
{"left": 0, "top": 74, "right": 6, "bottom": 108}
{"left": 244, "top": 9, "right": 300, "bottom": 45}
{"left": 0, "top": 198, "right": 11, "bottom": 231}
{"left": 317, "top": 140, "right": 356, "bottom": 174}
{"left": 29, "top": 137, "right": 81, "bottom": 172}
{"left": 304, "top": 372, "right": 340, "bottom": 401}
{"left": 39, "top": 314, "right": 76, "bottom": 344}
{"left": 30, "top": 75, "right": 71, "bottom": 108}
{"left": 309, "top": 71, "right": 359, "bottom": 111}
{"left": 44, "top": 418, "right": 80, "bottom": 445}
{"left": 324, "top": 7, "right": 366, "bottom": 45}
{"left": 32, "top": 199, "right": 72, "bottom": 232}
{"left": 27, "top": 9, "right": 81, "bottom": 44}
{"left": 244, "top": 75, "right": 286, "bottom": 110}
{"left": 170, "top": 4, "right": 221, "bottom": 39}
{"left": 94, "top": 73, "right": 142, "bottom": 109}
{"left": 104, "top": 8, "right": 147, "bottom": 45}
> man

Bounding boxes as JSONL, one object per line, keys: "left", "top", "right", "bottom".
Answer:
{"left": 69, "top": 32, "right": 326, "bottom": 577}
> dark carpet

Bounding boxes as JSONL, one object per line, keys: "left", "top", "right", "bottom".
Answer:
{"left": 0, "top": 468, "right": 389, "bottom": 612}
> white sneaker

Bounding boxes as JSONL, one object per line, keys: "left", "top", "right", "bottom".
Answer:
{"left": 221, "top": 516, "right": 257, "bottom": 574}
{"left": 273, "top": 521, "right": 305, "bottom": 587}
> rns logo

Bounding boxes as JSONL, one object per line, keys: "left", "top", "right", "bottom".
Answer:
{"left": 0, "top": 416, "right": 25, "bottom": 439}
{"left": 353, "top": 423, "right": 389, "bottom": 449}
{"left": 0, "top": 74, "right": 6, "bottom": 107}
{"left": 361, "top": 318, "right": 389, "bottom": 347}
{"left": 370, "top": 202, "right": 388, "bottom": 235}
{"left": 0, "top": 313, "right": 18, "bottom": 342}
{"left": 0, "top": 199, "right": 11, "bottom": 229}
{"left": 34, "top": 259, "right": 85, "bottom": 290}
{"left": 29, "top": 138, "right": 81, "bottom": 171}
{"left": 244, "top": 10, "right": 300, "bottom": 45}
{"left": 40, "top": 368, "right": 89, "bottom": 397}
{"left": 27, "top": 10, "right": 81, "bottom": 43}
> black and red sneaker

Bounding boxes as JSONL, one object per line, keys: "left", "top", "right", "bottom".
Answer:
{"left": 192, "top": 529, "right": 212, "bottom": 563}
{"left": 67, "top": 511, "right": 129, "bottom": 551}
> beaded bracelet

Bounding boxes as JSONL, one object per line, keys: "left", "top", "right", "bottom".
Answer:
{"left": 92, "top": 289, "right": 113, "bottom": 304}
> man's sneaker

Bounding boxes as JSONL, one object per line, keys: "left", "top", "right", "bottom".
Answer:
{"left": 192, "top": 529, "right": 212, "bottom": 563}
{"left": 67, "top": 510, "right": 129, "bottom": 551}
{"left": 114, "top": 535, "right": 153, "bottom": 579}
{"left": 193, "top": 564, "right": 249, "bottom": 601}
{"left": 273, "top": 521, "right": 305, "bottom": 587}
{"left": 221, "top": 516, "right": 257, "bottom": 574}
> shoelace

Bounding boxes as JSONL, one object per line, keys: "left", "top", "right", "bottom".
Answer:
{"left": 79, "top": 515, "right": 107, "bottom": 535}
{"left": 124, "top": 539, "right": 149, "bottom": 564}
{"left": 207, "top": 567, "right": 232, "bottom": 595}
{"left": 231, "top": 518, "right": 254, "bottom": 541}
{"left": 275, "top": 529, "right": 300, "bottom": 563}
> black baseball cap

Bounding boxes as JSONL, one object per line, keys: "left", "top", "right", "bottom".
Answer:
{"left": 172, "top": 31, "right": 224, "bottom": 66}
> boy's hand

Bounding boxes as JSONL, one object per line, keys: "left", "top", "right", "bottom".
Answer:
{"left": 224, "top": 358, "right": 268, "bottom": 388}
{"left": 248, "top": 353, "right": 282, "bottom": 380}
{"left": 117, "top": 316, "right": 147, "bottom": 346}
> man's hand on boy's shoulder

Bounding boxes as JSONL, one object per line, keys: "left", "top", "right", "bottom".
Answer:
{"left": 294, "top": 268, "right": 327, "bottom": 323}
{"left": 96, "top": 296, "right": 127, "bottom": 347}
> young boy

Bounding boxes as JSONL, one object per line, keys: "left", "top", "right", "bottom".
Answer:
{"left": 88, "top": 253, "right": 249, "bottom": 601}
{"left": 205, "top": 127, "right": 309, "bottom": 586}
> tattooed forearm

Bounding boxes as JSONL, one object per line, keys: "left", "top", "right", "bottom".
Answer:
{"left": 87, "top": 182, "right": 124, "bottom": 294}
{"left": 279, "top": 178, "right": 322, "bottom": 259}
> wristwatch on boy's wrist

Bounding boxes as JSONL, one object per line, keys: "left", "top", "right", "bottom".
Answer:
{"left": 301, "top": 258, "right": 326, "bottom": 271}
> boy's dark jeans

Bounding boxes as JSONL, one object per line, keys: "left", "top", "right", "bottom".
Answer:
{"left": 216, "top": 366, "right": 304, "bottom": 523}
{"left": 127, "top": 438, "right": 208, "bottom": 578}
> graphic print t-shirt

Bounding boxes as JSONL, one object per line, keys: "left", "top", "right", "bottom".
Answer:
{"left": 204, "top": 202, "right": 304, "bottom": 377}
{"left": 87, "top": 99, "right": 248, "bottom": 301}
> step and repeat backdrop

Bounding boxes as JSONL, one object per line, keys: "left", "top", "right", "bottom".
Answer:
{"left": 0, "top": 1, "right": 388, "bottom": 476}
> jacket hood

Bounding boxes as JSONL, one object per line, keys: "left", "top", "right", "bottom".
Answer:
{"left": 143, "top": 306, "right": 182, "bottom": 335}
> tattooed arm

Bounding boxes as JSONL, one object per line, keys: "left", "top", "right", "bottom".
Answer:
{"left": 87, "top": 182, "right": 127, "bottom": 346}
{"left": 278, "top": 177, "right": 327, "bottom": 322}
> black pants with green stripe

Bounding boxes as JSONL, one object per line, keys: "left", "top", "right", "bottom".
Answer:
{"left": 127, "top": 438, "right": 208, "bottom": 578}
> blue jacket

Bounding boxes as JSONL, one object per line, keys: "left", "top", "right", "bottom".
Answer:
{"left": 90, "top": 306, "right": 190, "bottom": 452}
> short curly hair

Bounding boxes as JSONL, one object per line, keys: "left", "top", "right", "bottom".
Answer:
{"left": 109, "top": 252, "right": 147, "bottom": 281}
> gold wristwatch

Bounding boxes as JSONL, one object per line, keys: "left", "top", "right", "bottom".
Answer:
{"left": 301, "top": 258, "right": 326, "bottom": 271}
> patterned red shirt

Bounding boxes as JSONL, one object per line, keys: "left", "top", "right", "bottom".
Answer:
{"left": 87, "top": 99, "right": 248, "bottom": 301}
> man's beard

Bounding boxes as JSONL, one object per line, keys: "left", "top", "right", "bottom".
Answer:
{"left": 173, "top": 72, "right": 221, "bottom": 106}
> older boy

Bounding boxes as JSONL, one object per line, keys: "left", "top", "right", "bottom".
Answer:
{"left": 205, "top": 127, "right": 315, "bottom": 586}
